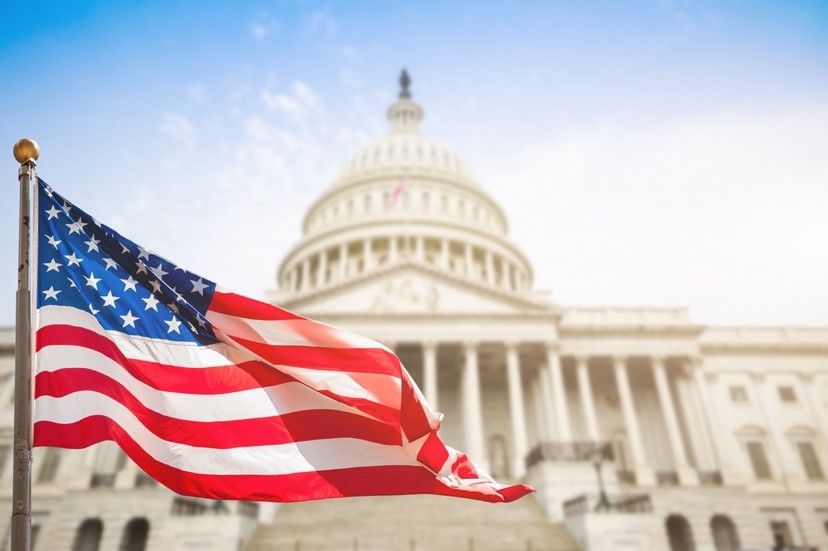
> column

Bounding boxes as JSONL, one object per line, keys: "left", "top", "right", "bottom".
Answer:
{"left": 464, "top": 243, "right": 473, "bottom": 277}
{"left": 462, "top": 341, "right": 487, "bottom": 470}
{"left": 547, "top": 344, "right": 571, "bottom": 442}
{"left": 441, "top": 238, "right": 450, "bottom": 269}
{"left": 338, "top": 243, "right": 347, "bottom": 280}
{"left": 750, "top": 374, "right": 799, "bottom": 482}
{"left": 422, "top": 341, "right": 438, "bottom": 411}
{"left": 285, "top": 269, "right": 294, "bottom": 292}
{"left": 801, "top": 373, "right": 828, "bottom": 457}
{"left": 318, "top": 249, "right": 328, "bottom": 286}
{"left": 300, "top": 257, "right": 310, "bottom": 292}
{"left": 485, "top": 251, "right": 495, "bottom": 285}
{"left": 362, "top": 238, "right": 373, "bottom": 272}
{"left": 652, "top": 357, "right": 698, "bottom": 486}
{"left": 505, "top": 262, "right": 514, "bottom": 291}
{"left": 538, "top": 364, "right": 556, "bottom": 441}
{"left": 575, "top": 356, "right": 600, "bottom": 442}
{"left": 415, "top": 236, "right": 424, "bottom": 262}
{"left": 613, "top": 356, "right": 655, "bottom": 485}
{"left": 691, "top": 363, "right": 740, "bottom": 485}
{"left": 506, "top": 342, "right": 529, "bottom": 478}
{"left": 389, "top": 235, "right": 398, "bottom": 263}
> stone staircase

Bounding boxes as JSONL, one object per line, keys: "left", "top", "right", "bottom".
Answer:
{"left": 249, "top": 493, "right": 579, "bottom": 551}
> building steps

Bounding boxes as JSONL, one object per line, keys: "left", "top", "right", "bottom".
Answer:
{"left": 249, "top": 493, "right": 579, "bottom": 551}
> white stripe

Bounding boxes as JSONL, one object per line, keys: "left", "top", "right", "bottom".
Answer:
{"left": 35, "top": 345, "right": 372, "bottom": 423}
{"left": 39, "top": 305, "right": 241, "bottom": 368}
{"left": 35, "top": 393, "right": 420, "bottom": 475}
{"left": 37, "top": 305, "right": 394, "bottom": 404}
{"left": 207, "top": 309, "right": 390, "bottom": 351}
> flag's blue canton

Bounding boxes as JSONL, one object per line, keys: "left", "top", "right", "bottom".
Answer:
{"left": 36, "top": 179, "right": 219, "bottom": 345}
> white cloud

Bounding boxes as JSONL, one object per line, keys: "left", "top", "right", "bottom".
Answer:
{"left": 158, "top": 113, "right": 197, "bottom": 147}
{"left": 474, "top": 105, "right": 828, "bottom": 325}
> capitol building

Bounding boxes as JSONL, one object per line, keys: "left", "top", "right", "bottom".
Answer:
{"left": 1, "top": 72, "right": 828, "bottom": 551}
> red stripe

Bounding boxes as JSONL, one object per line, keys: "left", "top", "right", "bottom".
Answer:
{"left": 35, "top": 369, "right": 401, "bottom": 448}
{"left": 33, "top": 417, "right": 530, "bottom": 503}
{"left": 210, "top": 291, "right": 304, "bottom": 321}
{"left": 400, "top": 373, "right": 433, "bottom": 442}
{"left": 37, "top": 324, "right": 296, "bottom": 394}
{"left": 230, "top": 334, "right": 402, "bottom": 377}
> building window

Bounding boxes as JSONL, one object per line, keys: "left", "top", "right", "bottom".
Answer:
{"left": 729, "top": 386, "right": 748, "bottom": 403}
{"left": 778, "top": 386, "right": 796, "bottom": 403}
{"left": 711, "top": 515, "right": 740, "bottom": 551}
{"left": 770, "top": 521, "right": 793, "bottom": 549}
{"left": 797, "top": 442, "right": 825, "bottom": 480}
{"left": 746, "top": 441, "right": 772, "bottom": 480}
{"left": 119, "top": 518, "right": 149, "bottom": 551}
{"left": 72, "top": 519, "right": 103, "bottom": 551}
{"left": 38, "top": 448, "right": 61, "bottom": 483}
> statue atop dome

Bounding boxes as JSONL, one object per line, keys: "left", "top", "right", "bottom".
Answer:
{"left": 399, "top": 69, "right": 412, "bottom": 99}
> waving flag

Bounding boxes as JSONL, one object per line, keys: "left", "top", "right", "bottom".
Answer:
{"left": 33, "top": 179, "right": 533, "bottom": 503}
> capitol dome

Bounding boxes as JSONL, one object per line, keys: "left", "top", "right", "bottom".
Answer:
{"left": 275, "top": 71, "right": 534, "bottom": 301}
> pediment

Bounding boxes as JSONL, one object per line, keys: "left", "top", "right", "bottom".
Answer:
{"left": 279, "top": 263, "right": 552, "bottom": 316}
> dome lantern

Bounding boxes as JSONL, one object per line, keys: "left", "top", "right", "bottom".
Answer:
{"left": 387, "top": 69, "right": 423, "bottom": 134}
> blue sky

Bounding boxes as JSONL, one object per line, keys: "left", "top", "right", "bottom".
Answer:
{"left": 2, "top": 1, "right": 827, "bottom": 326}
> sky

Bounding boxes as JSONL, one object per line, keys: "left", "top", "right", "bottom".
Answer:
{"left": 1, "top": 0, "right": 827, "bottom": 327}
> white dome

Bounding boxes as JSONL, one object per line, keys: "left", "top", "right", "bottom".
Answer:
{"left": 276, "top": 72, "right": 534, "bottom": 299}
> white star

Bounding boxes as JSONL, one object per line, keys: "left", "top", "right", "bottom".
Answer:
{"left": 121, "top": 276, "right": 138, "bottom": 292}
{"left": 103, "top": 257, "right": 118, "bottom": 271}
{"left": 121, "top": 243, "right": 130, "bottom": 254}
{"left": 149, "top": 279, "right": 162, "bottom": 294}
{"left": 42, "top": 286, "right": 61, "bottom": 301}
{"left": 135, "top": 261, "right": 148, "bottom": 275}
{"left": 67, "top": 278, "right": 77, "bottom": 289}
{"left": 190, "top": 277, "right": 208, "bottom": 296}
{"left": 195, "top": 314, "right": 206, "bottom": 327}
{"left": 142, "top": 295, "right": 160, "bottom": 311}
{"left": 45, "top": 205, "right": 61, "bottom": 220}
{"left": 66, "top": 222, "right": 81, "bottom": 235}
{"left": 84, "top": 235, "right": 100, "bottom": 253}
{"left": 150, "top": 263, "right": 168, "bottom": 279}
{"left": 46, "top": 235, "right": 61, "bottom": 249}
{"left": 171, "top": 287, "right": 184, "bottom": 302}
{"left": 61, "top": 201, "right": 72, "bottom": 212}
{"left": 137, "top": 246, "right": 151, "bottom": 260}
{"left": 120, "top": 310, "right": 139, "bottom": 328}
{"left": 164, "top": 317, "right": 182, "bottom": 334}
{"left": 169, "top": 303, "right": 180, "bottom": 314}
{"left": 65, "top": 252, "right": 83, "bottom": 266}
{"left": 75, "top": 219, "right": 88, "bottom": 233}
{"left": 84, "top": 272, "right": 102, "bottom": 290}
{"left": 43, "top": 186, "right": 53, "bottom": 196}
{"left": 88, "top": 304, "right": 100, "bottom": 315}
{"left": 101, "top": 290, "right": 120, "bottom": 308}
{"left": 43, "top": 259, "right": 61, "bottom": 272}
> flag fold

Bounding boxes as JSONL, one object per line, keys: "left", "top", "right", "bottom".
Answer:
{"left": 33, "top": 179, "right": 533, "bottom": 503}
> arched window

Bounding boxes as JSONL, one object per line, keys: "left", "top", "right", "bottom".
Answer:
{"left": 666, "top": 515, "right": 696, "bottom": 551}
{"left": 72, "top": 519, "right": 103, "bottom": 551}
{"left": 711, "top": 515, "right": 740, "bottom": 551}
{"left": 119, "top": 518, "right": 149, "bottom": 551}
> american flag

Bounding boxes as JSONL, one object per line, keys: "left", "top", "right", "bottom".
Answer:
{"left": 33, "top": 178, "right": 533, "bottom": 503}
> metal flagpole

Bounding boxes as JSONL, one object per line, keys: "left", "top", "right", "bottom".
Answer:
{"left": 12, "top": 138, "right": 39, "bottom": 551}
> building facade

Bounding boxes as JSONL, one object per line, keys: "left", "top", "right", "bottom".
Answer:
{"left": 1, "top": 73, "right": 827, "bottom": 551}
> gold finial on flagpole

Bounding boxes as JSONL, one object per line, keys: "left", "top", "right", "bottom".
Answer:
{"left": 13, "top": 138, "right": 40, "bottom": 164}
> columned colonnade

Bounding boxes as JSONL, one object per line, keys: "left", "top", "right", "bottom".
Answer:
{"left": 396, "top": 341, "right": 719, "bottom": 485}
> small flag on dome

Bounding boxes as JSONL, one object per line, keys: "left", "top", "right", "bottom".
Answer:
{"left": 33, "top": 178, "right": 534, "bottom": 503}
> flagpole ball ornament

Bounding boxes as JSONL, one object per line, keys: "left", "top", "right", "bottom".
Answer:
{"left": 13, "top": 138, "right": 40, "bottom": 164}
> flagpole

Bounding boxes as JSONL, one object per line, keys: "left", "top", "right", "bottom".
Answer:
{"left": 12, "top": 138, "right": 39, "bottom": 551}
